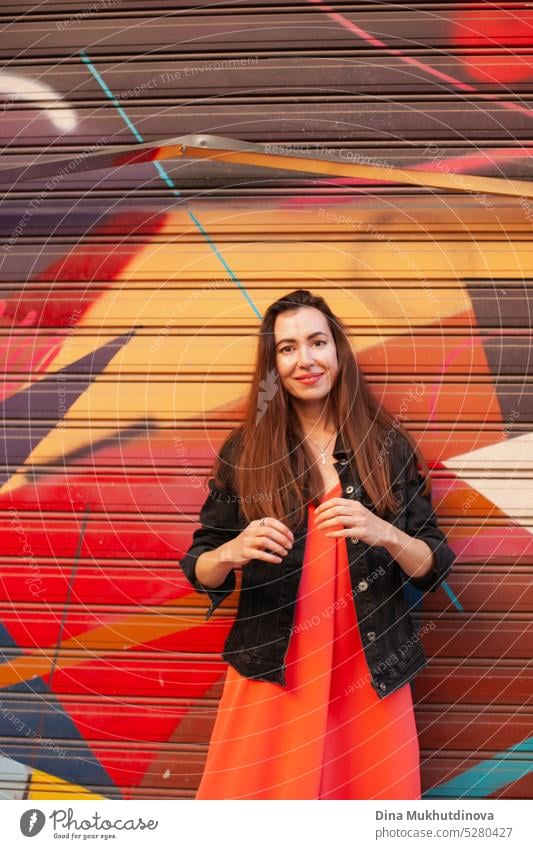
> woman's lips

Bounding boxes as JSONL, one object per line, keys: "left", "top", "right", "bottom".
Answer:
{"left": 295, "top": 373, "right": 323, "bottom": 385}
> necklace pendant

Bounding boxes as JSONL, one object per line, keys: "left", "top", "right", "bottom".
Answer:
{"left": 320, "top": 449, "right": 327, "bottom": 465}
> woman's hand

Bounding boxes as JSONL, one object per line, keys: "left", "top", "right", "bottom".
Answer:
{"left": 220, "top": 517, "right": 294, "bottom": 568}
{"left": 314, "top": 497, "right": 395, "bottom": 547}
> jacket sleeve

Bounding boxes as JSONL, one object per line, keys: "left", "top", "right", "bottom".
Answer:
{"left": 178, "top": 477, "right": 241, "bottom": 620}
{"left": 400, "top": 441, "right": 456, "bottom": 593}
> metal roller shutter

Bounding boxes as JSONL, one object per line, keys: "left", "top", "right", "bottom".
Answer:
{"left": 0, "top": 1, "right": 532, "bottom": 800}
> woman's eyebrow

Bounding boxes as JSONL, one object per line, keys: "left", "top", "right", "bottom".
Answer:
{"left": 275, "top": 331, "right": 328, "bottom": 347}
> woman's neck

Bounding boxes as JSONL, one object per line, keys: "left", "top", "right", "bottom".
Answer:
{"left": 299, "top": 418, "right": 337, "bottom": 442}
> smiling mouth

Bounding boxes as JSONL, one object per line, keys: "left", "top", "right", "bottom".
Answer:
{"left": 295, "top": 373, "right": 323, "bottom": 383}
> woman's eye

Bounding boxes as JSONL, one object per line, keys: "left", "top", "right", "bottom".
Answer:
{"left": 280, "top": 340, "right": 326, "bottom": 354}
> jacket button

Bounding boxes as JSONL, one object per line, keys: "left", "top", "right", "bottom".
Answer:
{"left": 379, "top": 682, "right": 387, "bottom": 691}
{"left": 345, "top": 485, "right": 354, "bottom": 494}
{"left": 367, "top": 631, "right": 376, "bottom": 641}
{"left": 357, "top": 580, "right": 368, "bottom": 592}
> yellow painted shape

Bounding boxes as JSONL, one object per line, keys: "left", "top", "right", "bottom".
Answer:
{"left": 74, "top": 241, "right": 533, "bottom": 283}
{"left": 2, "top": 284, "right": 470, "bottom": 491}
{"left": 76, "top": 287, "right": 470, "bottom": 325}
{"left": 6, "top": 199, "right": 476, "bottom": 488}
{"left": 29, "top": 768, "right": 105, "bottom": 800}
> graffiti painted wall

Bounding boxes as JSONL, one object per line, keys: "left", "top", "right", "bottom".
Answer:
{"left": 0, "top": 1, "right": 532, "bottom": 800}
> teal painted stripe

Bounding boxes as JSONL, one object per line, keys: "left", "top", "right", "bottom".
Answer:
{"left": 443, "top": 579, "right": 463, "bottom": 611}
{"left": 187, "top": 209, "right": 263, "bottom": 319}
{"left": 424, "top": 737, "right": 533, "bottom": 798}
{"left": 80, "top": 53, "right": 144, "bottom": 144}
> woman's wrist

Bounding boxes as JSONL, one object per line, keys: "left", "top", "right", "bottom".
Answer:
{"left": 195, "top": 543, "right": 239, "bottom": 588}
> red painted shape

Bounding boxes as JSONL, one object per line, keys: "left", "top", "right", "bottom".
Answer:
{"left": 453, "top": 11, "right": 533, "bottom": 82}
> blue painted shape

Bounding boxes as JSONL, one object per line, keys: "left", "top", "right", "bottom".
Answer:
{"left": 402, "top": 581, "right": 425, "bottom": 615}
{"left": 403, "top": 577, "right": 462, "bottom": 614}
{"left": 0, "top": 678, "right": 119, "bottom": 792}
{"left": 0, "top": 622, "right": 23, "bottom": 664}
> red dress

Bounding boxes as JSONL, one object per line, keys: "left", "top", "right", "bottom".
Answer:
{"left": 196, "top": 480, "right": 421, "bottom": 800}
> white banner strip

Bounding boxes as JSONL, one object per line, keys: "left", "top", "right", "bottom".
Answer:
{"left": 2, "top": 799, "right": 529, "bottom": 849}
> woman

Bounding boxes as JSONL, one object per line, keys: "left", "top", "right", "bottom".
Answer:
{"left": 179, "top": 288, "right": 455, "bottom": 800}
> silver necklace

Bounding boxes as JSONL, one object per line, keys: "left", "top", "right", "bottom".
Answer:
{"left": 305, "top": 430, "right": 337, "bottom": 465}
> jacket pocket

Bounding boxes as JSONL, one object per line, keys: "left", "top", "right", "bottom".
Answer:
{"left": 387, "top": 483, "right": 407, "bottom": 531}
{"left": 361, "top": 483, "right": 406, "bottom": 531}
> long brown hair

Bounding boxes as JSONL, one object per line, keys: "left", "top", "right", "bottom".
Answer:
{"left": 211, "top": 288, "right": 430, "bottom": 531}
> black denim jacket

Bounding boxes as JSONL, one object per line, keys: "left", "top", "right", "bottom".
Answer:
{"left": 179, "top": 431, "right": 456, "bottom": 699}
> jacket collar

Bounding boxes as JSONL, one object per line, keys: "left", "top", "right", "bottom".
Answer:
{"left": 332, "top": 430, "right": 354, "bottom": 459}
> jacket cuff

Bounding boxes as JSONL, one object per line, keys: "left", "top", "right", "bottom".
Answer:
{"left": 179, "top": 545, "right": 236, "bottom": 619}
{"left": 403, "top": 534, "right": 456, "bottom": 593}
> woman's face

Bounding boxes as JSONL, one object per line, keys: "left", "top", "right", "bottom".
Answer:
{"left": 274, "top": 306, "right": 339, "bottom": 402}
